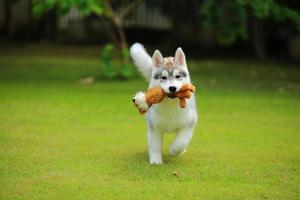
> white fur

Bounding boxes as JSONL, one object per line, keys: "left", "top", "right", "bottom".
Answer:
{"left": 133, "top": 92, "right": 149, "bottom": 112}
{"left": 130, "top": 43, "right": 153, "bottom": 81}
{"left": 131, "top": 44, "right": 198, "bottom": 165}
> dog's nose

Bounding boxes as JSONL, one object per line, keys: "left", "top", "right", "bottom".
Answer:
{"left": 169, "top": 86, "right": 176, "bottom": 93}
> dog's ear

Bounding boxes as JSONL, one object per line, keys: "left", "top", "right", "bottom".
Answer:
{"left": 152, "top": 50, "right": 163, "bottom": 67}
{"left": 174, "top": 47, "right": 186, "bottom": 66}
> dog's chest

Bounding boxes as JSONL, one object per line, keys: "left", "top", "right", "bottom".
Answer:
{"left": 149, "top": 98, "right": 195, "bottom": 132}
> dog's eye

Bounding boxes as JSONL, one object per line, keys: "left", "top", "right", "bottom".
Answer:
{"left": 175, "top": 75, "right": 181, "bottom": 79}
{"left": 161, "top": 76, "right": 167, "bottom": 80}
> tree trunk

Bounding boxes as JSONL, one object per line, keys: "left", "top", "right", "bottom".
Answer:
{"left": 103, "top": 0, "right": 143, "bottom": 52}
{"left": 252, "top": 17, "right": 267, "bottom": 59}
{"left": 114, "top": 18, "right": 128, "bottom": 51}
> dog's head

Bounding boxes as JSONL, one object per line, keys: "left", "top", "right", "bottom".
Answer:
{"left": 151, "top": 48, "right": 190, "bottom": 94}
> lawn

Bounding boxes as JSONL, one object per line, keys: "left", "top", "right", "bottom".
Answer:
{"left": 0, "top": 49, "right": 300, "bottom": 199}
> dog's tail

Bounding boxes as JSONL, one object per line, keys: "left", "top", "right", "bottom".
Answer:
{"left": 130, "top": 43, "right": 152, "bottom": 81}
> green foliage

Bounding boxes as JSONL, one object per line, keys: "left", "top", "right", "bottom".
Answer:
{"left": 32, "top": 1, "right": 134, "bottom": 79}
{"left": 32, "top": 0, "right": 105, "bottom": 17}
{"left": 202, "top": 0, "right": 248, "bottom": 45}
{"left": 101, "top": 44, "right": 118, "bottom": 79}
{"left": 202, "top": 0, "right": 300, "bottom": 45}
{"left": 120, "top": 48, "right": 134, "bottom": 79}
{"left": 101, "top": 44, "right": 135, "bottom": 79}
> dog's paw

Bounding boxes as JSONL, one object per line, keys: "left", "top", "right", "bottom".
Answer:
{"left": 169, "top": 147, "right": 187, "bottom": 157}
{"left": 133, "top": 92, "right": 149, "bottom": 112}
{"left": 150, "top": 158, "right": 163, "bottom": 165}
{"left": 179, "top": 149, "right": 187, "bottom": 156}
{"left": 149, "top": 154, "right": 163, "bottom": 165}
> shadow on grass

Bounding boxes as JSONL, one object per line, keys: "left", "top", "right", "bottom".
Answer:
{"left": 116, "top": 149, "right": 187, "bottom": 182}
{"left": 121, "top": 150, "right": 187, "bottom": 177}
{"left": 131, "top": 151, "right": 185, "bottom": 165}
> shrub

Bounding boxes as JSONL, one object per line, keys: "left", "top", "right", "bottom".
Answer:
{"left": 101, "top": 44, "right": 135, "bottom": 79}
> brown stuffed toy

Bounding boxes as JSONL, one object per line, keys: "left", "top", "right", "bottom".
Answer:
{"left": 133, "top": 83, "right": 196, "bottom": 114}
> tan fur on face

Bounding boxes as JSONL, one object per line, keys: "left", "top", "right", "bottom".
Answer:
{"left": 162, "top": 57, "right": 175, "bottom": 68}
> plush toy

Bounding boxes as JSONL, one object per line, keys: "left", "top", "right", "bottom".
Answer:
{"left": 133, "top": 83, "right": 196, "bottom": 114}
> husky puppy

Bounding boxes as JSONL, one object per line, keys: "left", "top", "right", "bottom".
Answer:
{"left": 130, "top": 43, "right": 198, "bottom": 164}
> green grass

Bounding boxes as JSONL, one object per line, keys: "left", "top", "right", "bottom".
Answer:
{"left": 0, "top": 52, "right": 300, "bottom": 199}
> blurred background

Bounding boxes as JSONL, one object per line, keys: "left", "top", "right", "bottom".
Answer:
{"left": 0, "top": 0, "right": 300, "bottom": 62}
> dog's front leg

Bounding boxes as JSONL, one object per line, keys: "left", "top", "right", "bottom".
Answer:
{"left": 147, "top": 128, "right": 163, "bottom": 165}
{"left": 169, "top": 126, "right": 194, "bottom": 156}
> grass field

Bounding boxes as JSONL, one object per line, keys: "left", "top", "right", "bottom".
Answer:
{"left": 1, "top": 51, "right": 300, "bottom": 199}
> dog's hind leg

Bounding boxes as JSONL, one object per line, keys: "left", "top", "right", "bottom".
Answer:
{"left": 147, "top": 128, "right": 163, "bottom": 164}
{"left": 169, "top": 127, "right": 194, "bottom": 156}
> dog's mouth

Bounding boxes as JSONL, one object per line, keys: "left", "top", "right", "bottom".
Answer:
{"left": 166, "top": 93, "right": 176, "bottom": 99}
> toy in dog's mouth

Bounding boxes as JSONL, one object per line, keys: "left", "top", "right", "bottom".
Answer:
{"left": 132, "top": 83, "right": 196, "bottom": 114}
